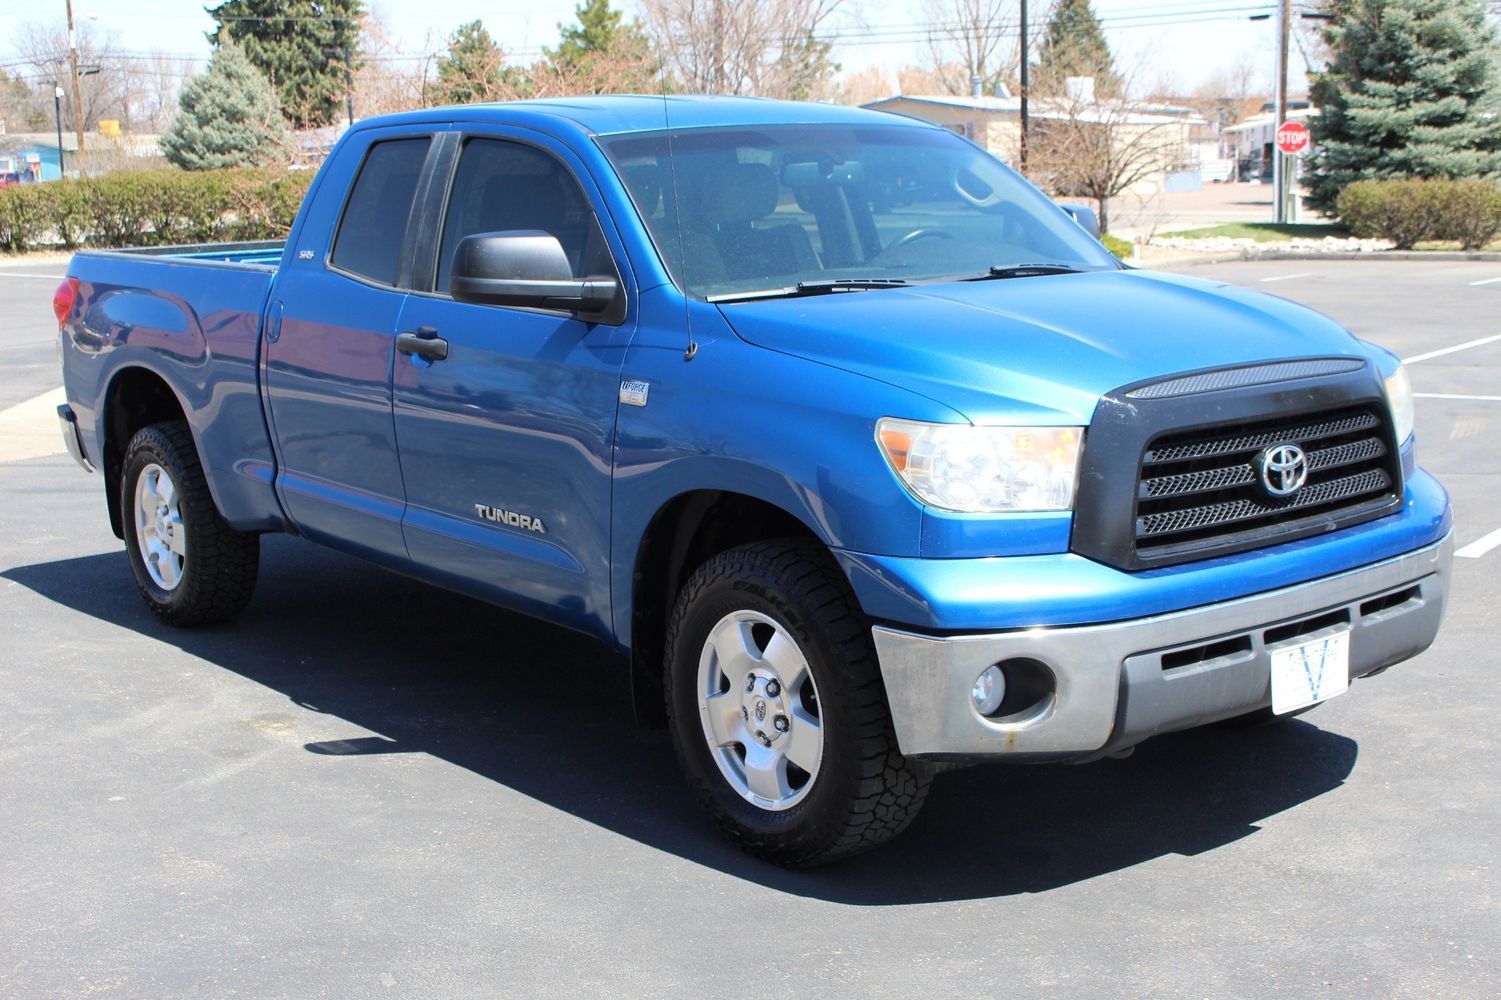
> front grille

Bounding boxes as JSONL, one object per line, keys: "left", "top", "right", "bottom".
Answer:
{"left": 1134, "top": 404, "right": 1398, "bottom": 558}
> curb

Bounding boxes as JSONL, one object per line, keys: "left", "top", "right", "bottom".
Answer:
{"left": 1246, "top": 249, "right": 1501, "bottom": 262}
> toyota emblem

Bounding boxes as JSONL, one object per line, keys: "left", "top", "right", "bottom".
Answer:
{"left": 1258, "top": 443, "right": 1308, "bottom": 497}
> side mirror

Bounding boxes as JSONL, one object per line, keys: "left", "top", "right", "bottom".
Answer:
{"left": 1060, "top": 204, "right": 1102, "bottom": 240}
{"left": 449, "top": 231, "right": 620, "bottom": 317}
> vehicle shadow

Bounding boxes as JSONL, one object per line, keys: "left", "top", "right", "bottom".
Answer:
{"left": 5, "top": 535, "right": 1359, "bottom": 905}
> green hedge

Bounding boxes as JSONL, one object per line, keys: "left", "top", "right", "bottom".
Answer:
{"left": 0, "top": 168, "right": 314, "bottom": 253}
{"left": 1337, "top": 178, "right": 1501, "bottom": 251}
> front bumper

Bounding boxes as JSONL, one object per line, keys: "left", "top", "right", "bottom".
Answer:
{"left": 871, "top": 532, "right": 1452, "bottom": 760}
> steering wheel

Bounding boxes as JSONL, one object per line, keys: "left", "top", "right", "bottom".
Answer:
{"left": 888, "top": 228, "right": 956, "bottom": 250}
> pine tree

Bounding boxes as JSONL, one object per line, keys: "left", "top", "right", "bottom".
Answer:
{"left": 545, "top": 0, "right": 656, "bottom": 93}
{"left": 1034, "top": 0, "right": 1120, "bottom": 98}
{"left": 434, "top": 20, "right": 513, "bottom": 105}
{"left": 160, "top": 42, "right": 288, "bottom": 170}
{"left": 1306, "top": 0, "right": 1501, "bottom": 213}
{"left": 207, "top": 1, "right": 364, "bottom": 130}
{"left": 776, "top": 32, "right": 840, "bottom": 102}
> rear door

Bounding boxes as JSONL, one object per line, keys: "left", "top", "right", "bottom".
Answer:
{"left": 263, "top": 130, "right": 435, "bottom": 560}
{"left": 390, "top": 131, "right": 636, "bottom": 640}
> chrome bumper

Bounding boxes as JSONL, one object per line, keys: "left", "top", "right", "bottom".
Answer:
{"left": 871, "top": 533, "right": 1452, "bottom": 760}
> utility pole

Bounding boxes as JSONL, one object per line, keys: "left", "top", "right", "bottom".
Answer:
{"left": 343, "top": 41, "right": 355, "bottom": 127}
{"left": 1019, "top": 0, "right": 1029, "bottom": 170}
{"left": 65, "top": 0, "right": 85, "bottom": 161}
{"left": 1274, "top": 0, "right": 1291, "bottom": 223}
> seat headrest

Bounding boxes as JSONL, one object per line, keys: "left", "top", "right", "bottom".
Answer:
{"left": 695, "top": 162, "right": 780, "bottom": 224}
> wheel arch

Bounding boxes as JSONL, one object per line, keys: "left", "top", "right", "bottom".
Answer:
{"left": 627, "top": 489, "right": 831, "bottom": 726}
{"left": 99, "top": 365, "right": 191, "bottom": 539}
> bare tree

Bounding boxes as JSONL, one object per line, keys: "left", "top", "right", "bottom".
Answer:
{"left": 1026, "top": 71, "right": 1190, "bottom": 233}
{"left": 11, "top": 19, "right": 134, "bottom": 131}
{"left": 1188, "top": 56, "right": 1260, "bottom": 128}
{"left": 127, "top": 52, "right": 194, "bottom": 132}
{"left": 924, "top": 0, "right": 1016, "bottom": 96}
{"left": 353, "top": 10, "right": 433, "bottom": 116}
{"left": 636, "top": 0, "right": 847, "bottom": 99}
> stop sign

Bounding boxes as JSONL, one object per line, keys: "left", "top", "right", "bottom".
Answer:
{"left": 1276, "top": 121, "right": 1311, "bottom": 155}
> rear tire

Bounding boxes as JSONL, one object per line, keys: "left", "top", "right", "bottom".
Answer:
{"left": 665, "top": 539, "right": 930, "bottom": 867}
{"left": 120, "top": 421, "right": 258, "bottom": 626}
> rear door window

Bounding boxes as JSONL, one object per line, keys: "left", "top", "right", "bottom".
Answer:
{"left": 330, "top": 137, "right": 431, "bottom": 286}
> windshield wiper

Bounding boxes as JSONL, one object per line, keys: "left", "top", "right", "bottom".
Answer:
{"left": 709, "top": 278, "right": 911, "bottom": 303}
{"left": 970, "top": 263, "right": 1088, "bottom": 280}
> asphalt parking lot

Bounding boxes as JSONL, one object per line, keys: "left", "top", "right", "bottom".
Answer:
{"left": 1, "top": 255, "right": 1497, "bottom": 998}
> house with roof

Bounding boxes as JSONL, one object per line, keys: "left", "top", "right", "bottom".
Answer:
{"left": 865, "top": 82, "right": 1221, "bottom": 194}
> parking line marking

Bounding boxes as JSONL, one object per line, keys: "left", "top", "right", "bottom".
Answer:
{"left": 1468, "top": 276, "right": 1501, "bottom": 286}
{"left": 0, "top": 271, "right": 67, "bottom": 280}
{"left": 1414, "top": 393, "right": 1501, "bottom": 401}
{"left": 0, "top": 386, "right": 66, "bottom": 462}
{"left": 1403, "top": 333, "right": 1501, "bottom": 364}
{"left": 1457, "top": 528, "right": 1501, "bottom": 559}
{"left": 1258, "top": 272, "right": 1315, "bottom": 283}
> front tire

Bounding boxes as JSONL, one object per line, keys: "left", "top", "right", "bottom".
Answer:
{"left": 120, "top": 421, "right": 259, "bottom": 626}
{"left": 665, "top": 540, "right": 930, "bottom": 867}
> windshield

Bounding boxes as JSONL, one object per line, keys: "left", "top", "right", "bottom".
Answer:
{"left": 598, "top": 123, "right": 1118, "bottom": 300}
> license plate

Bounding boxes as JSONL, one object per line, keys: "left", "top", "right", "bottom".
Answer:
{"left": 1270, "top": 631, "right": 1351, "bottom": 715}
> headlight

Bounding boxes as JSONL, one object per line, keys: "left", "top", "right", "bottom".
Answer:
{"left": 1384, "top": 366, "right": 1414, "bottom": 445}
{"left": 876, "top": 418, "right": 1083, "bottom": 512}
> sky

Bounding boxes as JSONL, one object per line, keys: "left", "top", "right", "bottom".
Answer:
{"left": 0, "top": 0, "right": 1311, "bottom": 97}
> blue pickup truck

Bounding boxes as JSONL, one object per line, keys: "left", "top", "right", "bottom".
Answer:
{"left": 55, "top": 96, "right": 1452, "bottom": 866}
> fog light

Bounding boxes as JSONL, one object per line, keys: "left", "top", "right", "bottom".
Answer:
{"left": 971, "top": 664, "right": 1006, "bottom": 716}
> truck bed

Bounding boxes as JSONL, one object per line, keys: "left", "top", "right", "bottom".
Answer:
{"left": 88, "top": 239, "right": 286, "bottom": 268}
{"left": 62, "top": 240, "right": 288, "bottom": 534}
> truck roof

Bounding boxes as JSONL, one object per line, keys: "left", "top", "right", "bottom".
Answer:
{"left": 355, "top": 94, "right": 930, "bottom": 138}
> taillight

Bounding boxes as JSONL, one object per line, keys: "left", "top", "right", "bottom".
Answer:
{"left": 53, "top": 276, "right": 79, "bottom": 329}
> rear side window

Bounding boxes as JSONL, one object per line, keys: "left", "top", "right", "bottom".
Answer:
{"left": 330, "top": 137, "right": 430, "bottom": 286}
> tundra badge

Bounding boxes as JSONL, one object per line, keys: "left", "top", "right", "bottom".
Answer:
{"left": 474, "top": 504, "right": 546, "bottom": 533}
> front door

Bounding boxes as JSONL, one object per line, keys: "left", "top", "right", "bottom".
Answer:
{"left": 391, "top": 134, "right": 634, "bottom": 640}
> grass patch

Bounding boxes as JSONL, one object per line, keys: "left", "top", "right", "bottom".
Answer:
{"left": 1159, "top": 222, "right": 1349, "bottom": 242}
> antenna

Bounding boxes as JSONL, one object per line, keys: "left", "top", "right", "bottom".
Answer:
{"left": 660, "top": 91, "right": 697, "bottom": 362}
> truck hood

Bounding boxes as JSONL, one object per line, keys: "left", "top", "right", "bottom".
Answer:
{"left": 715, "top": 269, "right": 1372, "bottom": 424}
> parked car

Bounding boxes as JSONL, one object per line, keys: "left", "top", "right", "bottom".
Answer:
{"left": 0, "top": 171, "right": 22, "bottom": 187}
{"left": 54, "top": 96, "right": 1451, "bottom": 866}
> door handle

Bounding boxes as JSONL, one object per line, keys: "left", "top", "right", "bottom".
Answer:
{"left": 396, "top": 325, "right": 449, "bottom": 361}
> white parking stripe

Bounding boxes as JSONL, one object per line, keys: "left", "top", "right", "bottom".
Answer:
{"left": 1414, "top": 393, "right": 1501, "bottom": 401}
{"left": 1468, "top": 276, "right": 1501, "bottom": 286}
{"left": 1258, "top": 272, "right": 1315, "bottom": 283}
{"left": 0, "top": 387, "right": 67, "bottom": 462}
{"left": 1457, "top": 528, "right": 1501, "bottom": 559}
{"left": 1403, "top": 333, "right": 1501, "bottom": 364}
{"left": 0, "top": 271, "right": 66, "bottom": 280}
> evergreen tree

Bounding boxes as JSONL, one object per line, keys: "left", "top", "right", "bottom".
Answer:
{"left": 207, "top": 1, "right": 364, "bottom": 129}
{"left": 545, "top": 0, "right": 656, "bottom": 93}
{"left": 434, "top": 20, "right": 513, "bottom": 105}
{"left": 776, "top": 32, "right": 840, "bottom": 102}
{"left": 1034, "top": 0, "right": 1120, "bottom": 98}
{"left": 1306, "top": 0, "right": 1501, "bottom": 213}
{"left": 160, "top": 42, "right": 288, "bottom": 170}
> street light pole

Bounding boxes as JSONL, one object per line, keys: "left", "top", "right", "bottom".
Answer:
{"left": 65, "top": 0, "right": 85, "bottom": 161}
{"left": 53, "top": 85, "right": 66, "bottom": 177}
